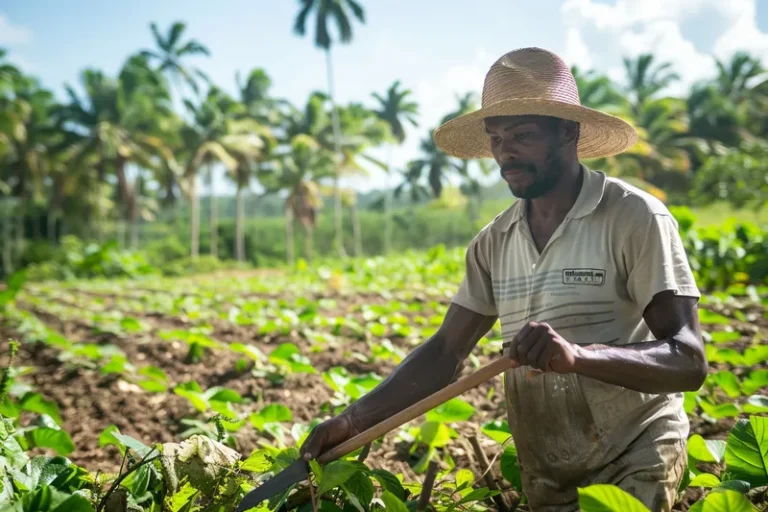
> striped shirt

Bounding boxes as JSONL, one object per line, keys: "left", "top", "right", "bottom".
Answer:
{"left": 451, "top": 165, "right": 700, "bottom": 498}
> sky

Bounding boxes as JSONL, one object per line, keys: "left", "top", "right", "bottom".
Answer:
{"left": 2, "top": 0, "right": 768, "bottom": 196}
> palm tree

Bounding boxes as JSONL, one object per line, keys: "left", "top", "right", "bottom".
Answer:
{"left": 293, "top": 0, "right": 366, "bottom": 258}
{"left": 140, "top": 21, "right": 210, "bottom": 99}
{"left": 372, "top": 80, "right": 419, "bottom": 253}
{"left": 622, "top": 53, "right": 680, "bottom": 116}
{"left": 60, "top": 55, "right": 176, "bottom": 248}
{"left": 260, "top": 134, "right": 334, "bottom": 264}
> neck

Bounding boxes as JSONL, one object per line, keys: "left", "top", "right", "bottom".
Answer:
{"left": 526, "top": 161, "right": 583, "bottom": 221}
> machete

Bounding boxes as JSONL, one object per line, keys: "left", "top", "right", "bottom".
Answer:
{"left": 236, "top": 354, "right": 517, "bottom": 512}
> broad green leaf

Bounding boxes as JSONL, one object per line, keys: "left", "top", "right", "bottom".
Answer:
{"left": 500, "top": 444, "right": 522, "bottom": 490}
{"left": 380, "top": 490, "right": 409, "bottom": 512}
{"left": 251, "top": 404, "right": 293, "bottom": 430}
{"left": 24, "top": 427, "right": 75, "bottom": 456}
{"left": 342, "top": 471, "right": 374, "bottom": 508}
{"left": 370, "top": 469, "right": 405, "bottom": 500}
{"left": 741, "top": 370, "right": 768, "bottom": 395}
{"left": 689, "top": 502, "right": 704, "bottom": 512}
{"left": 743, "top": 345, "right": 768, "bottom": 366}
{"left": 724, "top": 417, "right": 768, "bottom": 487}
{"left": 709, "top": 372, "right": 742, "bottom": 398}
{"left": 51, "top": 494, "right": 95, "bottom": 512}
{"left": 700, "top": 400, "right": 740, "bottom": 419}
{"left": 689, "top": 473, "right": 720, "bottom": 487}
{"left": 688, "top": 434, "right": 727, "bottom": 463}
{"left": 699, "top": 310, "right": 731, "bottom": 325}
{"left": 111, "top": 432, "right": 154, "bottom": 458}
{"left": 19, "top": 393, "right": 63, "bottom": 426}
{"left": 577, "top": 484, "right": 650, "bottom": 512}
{"left": 710, "top": 331, "right": 741, "bottom": 344}
{"left": 715, "top": 480, "right": 751, "bottom": 493}
{"left": 317, "top": 460, "right": 359, "bottom": 496}
{"left": 425, "top": 398, "right": 475, "bottom": 422}
{"left": 418, "top": 421, "right": 453, "bottom": 448}
{"left": 207, "top": 388, "right": 242, "bottom": 403}
{"left": 684, "top": 392, "right": 699, "bottom": 414}
{"left": 743, "top": 396, "right": 768, "bottom": 414}
{"left": 240, "top": 450, "right": 274, "bottom": 473}
{"left": 701, "top": 489, "right": 755, "bottom": 512}
{"left": 481, "top": 420, "right": 512, "bottom": 444}
{"left": 137, "top": 365, "right": 168, "bottom": 381}
{"left": 456, "top": 468, "right": 474, "bottom": 488}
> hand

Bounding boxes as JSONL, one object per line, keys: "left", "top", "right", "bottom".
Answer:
{"left": 508, "top": 321, "right": 579, "bottom": 373}
{"left": 300, "top": 413, "right": 361, "bottom": 461}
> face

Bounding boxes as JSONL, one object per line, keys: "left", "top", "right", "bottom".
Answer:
{"left": 484, "top": 115, "right": 573, "bottom": 199}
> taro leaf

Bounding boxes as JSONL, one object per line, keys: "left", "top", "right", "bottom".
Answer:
{"left": 425, "top": 398, "right": 475, "bottom": 423}
{"left": 250, "top": 404, "right": 293, "bottom": 430}
{"left": 481, "top": 419, "right": 512, "bottom": 444}
{"left": 109, "top": 431, "right": 154, "bottom": 458}
{"left": 341, "top": 471, "right": 374, "bottom": 510}
{"left": 23, "top": 427, "right": 75, "bottom": 456}
{"left": 743, "top": 345, "right": 768, "bottom": 366}
{"left": 19, "top": 393, "right": 63, "bottom": 426}
{"left": 700, "top": 400, "right": 740, "bottom": 419}
{"left": 370, "top": 469, "right": 405, "bottom": 500}
{"left": 380, "top": 490, "right": 410, "bottom": 512}
{"left": 710, "top": 372, "right": 742, "bottom": 398}
{"left": 316, "top": 460, "right": 359, "bottom": 496}
{"left": 418, "top": 421, "right": 453, "bottom": 448}
{"left": 743, "top": 396, "right": 768, "bottom": 414}
{"left": 577, "top": 484, "right": 650, "bottom": 512}
{"left": 207, "top": 387, "right": 243, "bottom": 403}
{"left": 700, "top": 489, "right": 755, "bottom": 512}
{"left": 699, "top": 311, "right": 731, "bottom": 325}
{"left": 688, "top": 434, "right": 727, "bottom": 463}
{"left": 724, "top": 417, "right": 768, "bottom": 487}
{"left": 689, "top": 473, "right": 720, "bottom": 488}
{"left": 710, "top": 331, "right": 741, "bottom": 344}
{"left": 741, "top": 370, "right": 768, "bottom": 395}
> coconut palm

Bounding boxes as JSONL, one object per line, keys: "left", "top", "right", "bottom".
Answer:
{"left": 293, "top": 0, "right": 366, "bottom": 258}
{"left": 622, "top": 53, "right": 680, "bottom": 117}
{"left": 139, "top": 21, "right": 210, "bottom": 98}
{"left": 259, "top": 133, "right": 334, "bottom": 264}
{"left": 372, "top": 80, "right": 419, "bottom": 253}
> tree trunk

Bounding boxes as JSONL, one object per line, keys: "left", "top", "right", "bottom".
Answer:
{"left": 2, "top": 200, "right": 13, "bottom": 275}
{"left": 325, "top": 47, "right": 346, "bottom": 259}
{"left": 208, "top": 166, "right": 217, "bottom": 258}
{"left": 190, "top": 176, "right": 200, "bottom": 259}
{"left": 304, "top": 224, "right": 314, "bottom": 262}
{"left": 285, "top": 205, "right": 295, "bottom": 266}
{"left": 351, "top": 204, "right": 362, "bottom": 257}
{"left": 384, "top": 144, "right": 394, "bottom": 254}
{"left": 15, "top": 200, "right": 24, "bottom": 264}
{"left": 235, "top": 184, "right": 245, "bottom": 262}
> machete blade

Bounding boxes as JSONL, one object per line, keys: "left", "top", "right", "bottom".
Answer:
{"left": 236, "top": 459, "right": 309, "bottom": 512}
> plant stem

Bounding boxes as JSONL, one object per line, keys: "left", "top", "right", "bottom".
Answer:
{"left": 417, "top": 460, "right": 439, "bottom": 511}
{"left": 468, "top": 435, "right": 510, "bottom": 512}
{"left": 96, "top": 449, "right": 160, "bottom": 512}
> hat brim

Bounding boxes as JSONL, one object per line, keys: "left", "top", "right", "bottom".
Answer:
{"left": 433, "top": 98, "right": 638, "bottom": 160}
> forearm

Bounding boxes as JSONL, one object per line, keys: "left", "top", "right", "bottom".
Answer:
{"left": 573, "top": 333, "right": 707, "bottom": 394}
{"left": 341, "top": 336, "right": 462, "bottom": 432}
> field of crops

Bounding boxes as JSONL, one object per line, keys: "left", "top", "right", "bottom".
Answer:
{"left": 1, "top": 245, "right": 767, "bottom": 512}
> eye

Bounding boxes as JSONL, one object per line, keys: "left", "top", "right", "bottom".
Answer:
{"left": 514, "top": 131, "right": 533, "bottom": 141}
{"left": 489, "top": 135, "right": 502, "bottom": 144}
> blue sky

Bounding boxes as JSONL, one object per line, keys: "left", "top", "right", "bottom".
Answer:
{"left": 2, "top": 0, "right": 768, "bottom": 195}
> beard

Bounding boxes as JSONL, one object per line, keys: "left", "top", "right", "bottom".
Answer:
{"left": 501, "top": 144, "right": 568, "bottom": 199}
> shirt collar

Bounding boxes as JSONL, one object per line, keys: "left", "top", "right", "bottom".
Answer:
{"left": 491, "top": 164, "right": 607, "bottom": 233}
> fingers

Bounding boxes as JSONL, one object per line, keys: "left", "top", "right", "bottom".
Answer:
{"left": 301, "top": 425, "right": 326, "bottom": 461}
{"left": 508, "top": 321, "right": 535, "bottom": 361}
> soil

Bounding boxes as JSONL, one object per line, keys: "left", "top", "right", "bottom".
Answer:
{"left": 2, "top": 282, "right": 766, "bottom": 511}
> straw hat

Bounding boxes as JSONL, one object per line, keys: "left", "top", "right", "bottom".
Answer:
{"left": 433, "top": 47, "right": 638, "bottom": 159}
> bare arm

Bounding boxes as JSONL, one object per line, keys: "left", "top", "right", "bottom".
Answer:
{"left": 341, "top": 303, "right": 497, "bottom": 433}
{"left": 572, "top": 290, "right": 708, "bottom": 393}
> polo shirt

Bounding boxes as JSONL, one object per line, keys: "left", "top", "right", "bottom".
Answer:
{"left": 451, "top": 165, "right": 700, "bottom": 498}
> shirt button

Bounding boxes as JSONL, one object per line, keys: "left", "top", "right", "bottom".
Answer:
{"left": 547, "top": 453, "right": 557, "bottom": 462}
{"left": 561, "top": 451, "right": 570, "bottom": 461}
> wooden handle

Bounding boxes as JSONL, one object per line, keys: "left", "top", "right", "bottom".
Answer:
{"left": 317, "top": 356, "right": 516, "bottom": 464}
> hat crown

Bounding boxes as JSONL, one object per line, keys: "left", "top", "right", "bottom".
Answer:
{"left": 481, "top": 47, "right": 581, "bottom": 108}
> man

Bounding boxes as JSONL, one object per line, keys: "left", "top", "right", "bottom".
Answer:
{"left": 300, "top": 47, "right": 707, "bottom": 512}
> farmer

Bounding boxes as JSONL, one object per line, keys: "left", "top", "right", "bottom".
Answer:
{"left": 300, "top": 47, "right": 707, "bottom": 512}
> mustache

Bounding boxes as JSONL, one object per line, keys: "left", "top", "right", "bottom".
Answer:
{"left": 500, "top": 162, "right": 536, "bottom": 174}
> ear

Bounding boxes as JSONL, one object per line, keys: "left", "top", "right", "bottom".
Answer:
{"left": 560, "top": 120, "right": 580, "bottom": 147}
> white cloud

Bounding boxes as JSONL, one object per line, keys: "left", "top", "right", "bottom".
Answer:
{"left": 0, "top": 13, "right": 33, "bottom": 46}
{"left": 560, "top": 0, "right": 768, "bottom": 95}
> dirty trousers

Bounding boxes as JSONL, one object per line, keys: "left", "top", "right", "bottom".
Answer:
{"left": 521, "top": 436, "right": 688, "bottom": 512}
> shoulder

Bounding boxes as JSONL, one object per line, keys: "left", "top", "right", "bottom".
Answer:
{"left": 465, "top": 201, "right": 519, "bottom": 264}
{"left": 599, "top": 176, "right": 678, "bottom": 227}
